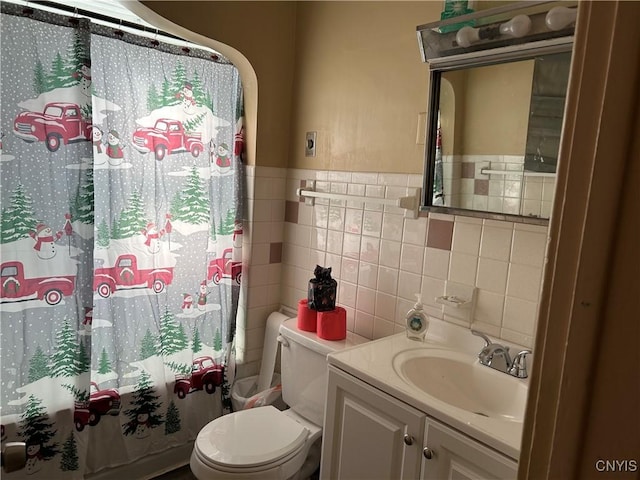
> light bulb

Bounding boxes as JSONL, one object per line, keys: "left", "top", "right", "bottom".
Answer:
{"left": 456, "top": 26, "right": 481, "bottom": 48}
{"left": 499, "top": 14, "right": 532, "bottom": 38}
{"left": 545, "top": 6, "right": 577, "bottom": 31}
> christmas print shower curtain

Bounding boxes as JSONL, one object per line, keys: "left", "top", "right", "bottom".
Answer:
{"left": 0, "top": 5, "right": 243, "bottom": 478}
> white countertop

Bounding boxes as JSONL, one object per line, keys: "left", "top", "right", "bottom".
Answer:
{"left": 326, "top": 319, "right": 528, "bottom": 460}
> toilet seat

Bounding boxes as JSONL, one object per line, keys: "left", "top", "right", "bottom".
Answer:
{"left": 194, "top": 406, "right": 309, "bottom": 471}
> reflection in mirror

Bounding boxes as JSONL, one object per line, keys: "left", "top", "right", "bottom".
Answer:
{"left": 433, "top": 52, "right": 571, "bottom": 219}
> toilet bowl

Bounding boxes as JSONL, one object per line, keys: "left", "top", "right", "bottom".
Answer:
{"left": 190, "top": 407, "right": 321, "bottom": 480}
{"left": 190, "top": 316, "right": 367, "bottom": 480}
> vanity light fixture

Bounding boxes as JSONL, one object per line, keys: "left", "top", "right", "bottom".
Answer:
{"left": 417, "top": 1, "right": 577, "bottom": 66}
{"left": 545, "top": 6, "right": 577, "bottom": 31}
{"left": 456, "top": 14, "right": 532, "bottom": 48}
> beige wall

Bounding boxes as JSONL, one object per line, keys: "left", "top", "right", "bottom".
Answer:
{"left": 289, "top": 2, "right": 439, "bottom": 173}
{"left": 439, "top": 61, "right": 534, "bottom": 156}
{"left": 457, "top": 61, "right": 534, "bottom": 155}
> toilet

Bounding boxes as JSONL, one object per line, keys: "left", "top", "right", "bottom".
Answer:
{"left": 190, "top": 316, "right": 367, "bottom": 479}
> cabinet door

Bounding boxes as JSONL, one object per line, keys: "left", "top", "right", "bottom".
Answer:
{"left": 421, "top": 418, "right": 518, "bottom": 480}
{"left": 321, "top": 366, "right": 425, "bottom": 480}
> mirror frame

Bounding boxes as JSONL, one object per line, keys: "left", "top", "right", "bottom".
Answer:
{"left": 419, "top": 7, "right": 575, "bottom": 225}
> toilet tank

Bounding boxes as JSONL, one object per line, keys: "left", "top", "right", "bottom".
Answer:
{"left": 279, "top": 318, "right": 367, "bottom": 426}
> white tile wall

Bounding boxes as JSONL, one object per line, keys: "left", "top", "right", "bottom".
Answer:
{"left": 240, "top": 166, "right": 550, "bottom": 375}
{"left": 441, "top": 154, "right": 556, "bottom": 218}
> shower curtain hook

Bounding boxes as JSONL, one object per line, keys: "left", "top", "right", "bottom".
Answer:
{"left": 22, "top": 1, "right": 34, "bottom": 16}
{"left": 150, "top": 28, "right": 160, "bottom": 47}
{"left": 114, "top": 18, "right": 124, "bottom": 37}
{"left": 68, "top": 7, "right": 80, "bottom": 25}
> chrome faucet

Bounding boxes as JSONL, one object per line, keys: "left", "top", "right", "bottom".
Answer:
{"left": 471, "top": 330, "right": 532, "bottom": 378}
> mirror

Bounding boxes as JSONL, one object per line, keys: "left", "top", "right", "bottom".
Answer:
{"left": 428, "top": 52, "right": 571, "bottom": 221}
{"left": 418, "top": 3, "right": 575, "bottom": 224}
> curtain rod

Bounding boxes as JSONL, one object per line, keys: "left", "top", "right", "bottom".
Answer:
{"left": 30, "top": 0, "right": 185, "bottom": 42}
{"left": 3, "top": 0, "right": 228, "bottom": 62}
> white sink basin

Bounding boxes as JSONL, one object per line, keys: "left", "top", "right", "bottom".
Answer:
{"left": 393, "top": 348, "right": 528, "bottom": 422}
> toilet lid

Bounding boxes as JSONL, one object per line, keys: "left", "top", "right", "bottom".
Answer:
{"left": 195, "top": 405, "right": 309, "bottom": 468}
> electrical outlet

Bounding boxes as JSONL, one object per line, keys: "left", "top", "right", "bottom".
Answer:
{"left": 305, "top": 131, "right": 317, "bottom": 157}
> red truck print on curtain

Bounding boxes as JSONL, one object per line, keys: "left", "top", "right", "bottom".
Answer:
{"left": 93, "top": 253, "right": 174, "bottom": 298}
{"left": 73, "top": 382, "right": 121, "bottom": 431}
{"left": 207, "top": 248, "right": 242, "bottom": 286}
{"left": 13, "top": 102, "right": 92, "bottom": 152}
{"left": 0, "top": 261, "right": 75, "bottom": 305}
{"left": 132, "top": 118, "right": 203, "bottom": 161}
{"left": 174, "top": 356, "right": 224, "bottom": 399}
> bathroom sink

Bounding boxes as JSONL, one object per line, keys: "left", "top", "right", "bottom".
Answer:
{"left": 393, "top": 348, "right": 528, "bottom": 422}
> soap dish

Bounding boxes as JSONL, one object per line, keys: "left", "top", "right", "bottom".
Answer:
{"left": 435, "top": 295, "right": 470, "bottom": 308}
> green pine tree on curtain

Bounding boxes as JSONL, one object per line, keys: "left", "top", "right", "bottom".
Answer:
{"left": 170, "top": 167, "right": 209, "bottom": 224}
{"left": 60, "top": 433, "right": 79, "bottom": 471}
{"left": 181, "top": 166, "right": 210, "bottom": 223}
{"left": 182, "top": 112, "right": 206, "bottom": 133}
{"left": 169, "top": 193, "right": 185, "bottom": 221}
{"left": 177, "top": 323, "right": 188, "bottom": 350}
{"left": 164, "top": 400, "right": 181, "bottom": 435}
{"left": 65, "top": 31, "right": 89, "bottom": 82}
{"left": 98, "top": 347, "right": 112, "bottom": 374}
{"left": 139, "top": 329, "right": 157, "bottom": 360}
{"left": 158, "top": 309, "right": 188, "bottom": 355}
{"left": 97, "top": 219, "right": 110, "bottom": 248}
{"left": 77, "top": 342, "right": 91, "bottom": 374}
{"left": 169, "top": 63, "right": 188, "bottom": 103}
{"left": 33, "top": 59, "right": 47, "bottom": 95}
{"left": 146, "top": 83, "right": 162, "bottom": 111}
{"left": 217, "top": 208, "right": 236, "bottom": 235}
{"left": 112, "top": 190, "right": 147, "bottom": 239}
{"left": 28, "top": 346, "right": 49, "bottom": 382}
{"left": 18, "top": 395, "right": 60, "bottom": 461}
{"left": 122, "top": 371, "right": 164, "bottom": 436}
{"left": 71, "top": 168, "right": 94, "bottom": 225}
{"left": 160, "top": 76, "right": 173, "bottom": 106}
{"left": 47, "top": 52, "right": 76, "bottom": 90}
{"left": 191, "top": 328, "right": 202, "bottom": 353}
{"left": 165, "top": 361, "right": 191, "bottom": 375}
{"left": 190, "top": 69, "right": 206, "bottom": 106}
{"left": 213, "top": 328, "right": 223, "bottom": 352}
{"left": 0, "top": 183, "right": 38, "bottom": 243}
{"left": 50, "top": 319, "right": 83, "bottom": 377}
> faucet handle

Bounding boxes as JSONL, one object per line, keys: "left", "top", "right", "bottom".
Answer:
{"left": 471, "top": 329, "right": 492, "bottom": 347}
{"left": 508, "top": 350, "right": 532, "bottom": 378}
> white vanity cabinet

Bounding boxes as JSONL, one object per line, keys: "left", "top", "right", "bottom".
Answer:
{"left": 321, "top": 365, "right": 425, "bottom": 479}
{"left": 321, "top": 366, "right": 518, "bottom": 480}
{"left": 421, "top": 418, "right": 518, "bottom": 480}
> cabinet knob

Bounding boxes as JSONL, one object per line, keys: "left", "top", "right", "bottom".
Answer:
{"left": 423, "top": 447, "right": 434, "bottom": 460}
{"left": 403, "top": 434, "right": 414, "bottom": 446}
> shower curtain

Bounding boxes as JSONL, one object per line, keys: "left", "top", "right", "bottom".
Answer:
{"left": 0, "top": 5, "right": 243, "bottom": 478}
